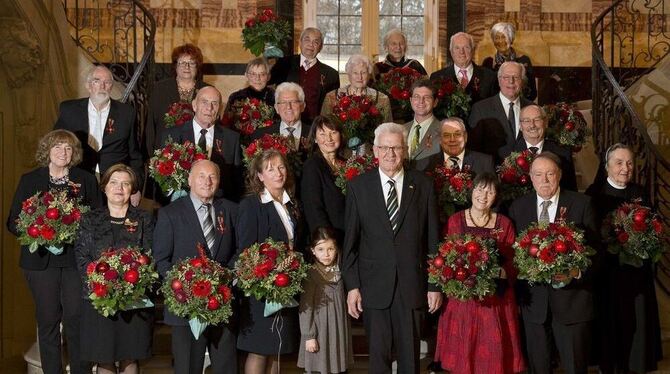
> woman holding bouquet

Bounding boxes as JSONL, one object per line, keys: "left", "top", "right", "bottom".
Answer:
{"left": 585, "top": 143, "right": 662, "bottom": 374}
{"left": 7, "top": 129, "right": 101, "bottom": 374}
{"left": 434, "top": 172, "right": 526, "bottom": 374}
{"left": 238, "top": 149, "right": 304, "bottom": 374}
{"left": 74, "top": 164, "right": 154, "bottom": 374}
{"left": 300, "top": 116, "right": 346, "bottom": 239}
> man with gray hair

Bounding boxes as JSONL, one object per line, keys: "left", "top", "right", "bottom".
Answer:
{"left": 269, "top": 27, "right": 340, "bottom": 124}
{"left": 342, "top": 122, "right": 442, "bottom": 373}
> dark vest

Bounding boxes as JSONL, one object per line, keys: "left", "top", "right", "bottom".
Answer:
{"left": 300, "top": 66, "right": 321, "bottom": 123}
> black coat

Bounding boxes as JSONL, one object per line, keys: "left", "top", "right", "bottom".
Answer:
{"left": 237, "top": 194, "right": 305, "bottom": 254}
{"left": 160, "top": 121, "right": 243, "bottom": 202}
{"left": 429, "top": 63, "right": 498, "bottom": 106}
{"left": 300, "top": 154, "right": 346, "bottom": 238}
{"left": 54, "top": 98, "right": 144, "bottom": 188}
{"left": 74, "top": 206, "right": 154, "bottom": 298}
{"left": 6, "top": 167, "right": 102, "bottom": 270}
{"left": 342, "top": 169, "right": 440, "bottom": 310}
{"left": 153, "top": 196, "right": 239, "bottom": 326}
{"left": 417, "top": 149, "right": 495, "bottom": 176}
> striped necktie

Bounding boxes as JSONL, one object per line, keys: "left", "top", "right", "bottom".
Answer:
{"left": 201, "top": 203, "right": 216, "bottom": 254}
{"left": 386, "top": 179, "right": 399, "bottom": 232}
{"left": 539, "top": 200, "right": 552, "bottom": 223}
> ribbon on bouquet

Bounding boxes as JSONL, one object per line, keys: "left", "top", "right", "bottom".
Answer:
{"left": 122, "top": 297, "right": 154, "bottom": 311}
{"left": 169, "top": 189, "right": 188, "bottom": 202}
{"left": 189, "top": 317, "right": 208, "bottom": 339}
{"left": 47, "top": 246, "right": 64, "bottom": 255}
{"left": 265, "top": 299, "right": 299, "bottom": 373}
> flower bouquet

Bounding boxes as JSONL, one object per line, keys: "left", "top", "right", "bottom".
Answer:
{"left": 149, "top": 138, "right": 207, "bottom": 200}
{"left": 334, "top": 154, "right": 378, "bottom": 194}
{"left": 605, "top": 201, "right": 666, "bottom": 267}
{"left": 230, "top": 97, "right": 275, "bottom": 136}
{"left": 427, "top": 234, "right": 501, "bottom": 300}
{"left": 330, "top": 94, "right": 382, "bottom": 149}
{"left": 86, "top": 247, "right": 158, "bottom": 317}
{"left": 242, "top": 9, "right": 291, "bottom": 58}
{"left": 242, "top": 133, "right": 302, "bottom": 170}
{"left": 373, "top": 66, "right": 424, "bottom": 120}
{"left": 164, "top": 102, "right": 194, "bottom": 128}
{"left": 432, "top": 78, "right": 471, "bottom": 119}
{"left": 514, "top": 220, "right": 596, "bottom": 288}
{"left": 497, "top": 150, "right": 535, "bottom": 202}
{"left": 235, "top": 238, "right": 309, "bottom": 316}
{"left": 429, "top": 164, "right": 475, "bottom": 218}
{"left": 161, "top": 244, "right": 235, "bottom": 338}
{"left": 16, "top": 188, "right": 90, "bottom": 254}
{"left": 544, "top": 102, "right": 591, "bottom": 152}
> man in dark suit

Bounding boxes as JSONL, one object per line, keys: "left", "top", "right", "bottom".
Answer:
{"left": 269, "top": 27, "right": 340, "bottom": 125}
{"left": 160, "top": 86, "right": 243, "bottom": 202}
{"left": 429, "top": 32, "right": 497, "bottom": 106}
{"left": 54, "top": 65, "right": 144, "bottom": 205}
{"left": 416, "top": 117, "right": 495, "bottom": 175}
{"left": 343, "top": 122, "right": 442, "bottom": 373}
{"left": 499, "top": 104, "right": 578, "bottom": 191}
{"left": 468, "top": 61, "right": 532, "bottom": 160}
{"left": 405, "top": 79, "right": 441, "bottom": 166}
{"left": 153, "top": 159, "right": 239, "bottom": 374}
{"left": 508, "top": 153, "right": 599, "bottom": 374}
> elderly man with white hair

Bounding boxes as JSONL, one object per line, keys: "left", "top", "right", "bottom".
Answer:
{"left": 342, "top": 122, "right": 442, "bottom": 373}
{"left": 375, "top": 28, "right": 427, "bottom": 80}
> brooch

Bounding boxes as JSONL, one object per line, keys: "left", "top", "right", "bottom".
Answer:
{"left": 105, "top": 118, "right": 115, "bottom": 134}
{"left": 472, "top": 77, "right": 480, "bottom": 93}
{"left": 558, "top": 206, "right": 568, "bottom": 222}
{"left": 320, "top": 74, "right": 326, "bottom": 87}
{"left": 215, "top": 139, "right": 223, "bottom": 155}
{"left": 68, "top": 181, "right": 81, "bottom": 196}
{"left": 124, "top": 218, "right": 138, "bottom": 233}
{"left": 216, "top": 214, "right": 226, "bottom": 234}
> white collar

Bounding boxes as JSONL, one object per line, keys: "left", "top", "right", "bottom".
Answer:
{"left": 453, "top": 63, "right": 473, "bottom": 75}
{"left": 260, "top": 188, "right": 291, "bottom": 204}
{"left": 281, "top": 121, "right": 302, "bottom": 131}
{"left": 607, "top": 177, "right": 627, "bottom": 190}
{"left": 525, "top": 139, "right": 544, "bottom": 150}
{"left": 536, "top": 189, "right": 560, "bottom": 207}
{"left": 300, "top": 54, "right": 317, "bottom": 67}
{"left": 193, "top": 118, "right": 213, "bottom": 133}
{"left": 499, "top": 92, "right": 520, "bottom": 107}
{"left": 444, "top": 149, "right": 465, "bottom": 161}
{"left": 379, "top": 167, "right": 404, "bottom": 184}
{"left": 87, "top": 99, "right": 110, "bottom": 113}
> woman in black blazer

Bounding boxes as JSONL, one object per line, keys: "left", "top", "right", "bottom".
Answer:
{"left": 6, "top": 130, "right": 102, "bottom": 374}
{"left": 237, "top": 149, "right": 304, "bottom": 374}
{"left": 300, "top": 116, "right": 346, "bottom": 241}
{"left": 74, "top": 164, "right": 154, "bottom": 374}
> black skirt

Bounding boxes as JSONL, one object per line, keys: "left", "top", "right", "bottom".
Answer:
{"left": 236, "top": 295, "right": 299, "bottom": 355}
{"left": 80, "top": 301, "right": 154, "bottom": 363}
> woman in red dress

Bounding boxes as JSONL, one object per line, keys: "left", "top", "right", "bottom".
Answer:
{"left": 434, "top": 172, "right": 526, "bottom": 374}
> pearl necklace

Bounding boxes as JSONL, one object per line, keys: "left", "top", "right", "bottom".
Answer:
{"left": 467, "top": 208, "right": 491, "bottom": 228}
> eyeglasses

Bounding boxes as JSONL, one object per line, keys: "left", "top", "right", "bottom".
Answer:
{"left": 442, "top": 132, "right": 464, "bottom": 139}
{"left": 411, "top": 95, "right": 434, "bottom": 102}
{"left": 500, "top": 75, "right": 521, "bottom": 82}
{"left": 520, "top": 118, "right": 545, "bottom": 125}
{"left": 276, "top": 100, "right": 303, "bottom": 106}
{"left": 375, "top": 145, "right": 405, "bottom": 154}
{"left": 177, "top": 61, "right": 197, "bottom": 68}
{"left": 90, "top": 78, "right": 113, "bottom": 86}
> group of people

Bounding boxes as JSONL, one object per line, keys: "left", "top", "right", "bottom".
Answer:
{"left": 5, "top": 20, "right": 662, "bottom": 374}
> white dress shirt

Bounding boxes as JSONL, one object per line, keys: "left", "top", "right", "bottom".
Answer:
{"left": 525, "top": 139, "right": 544, "bottom": 153}
{"left": 300, "top": 54, "right": 317, "bottom": 71}
{"left": 499, "top": 93, "right": 521, "bottom": 137}
{"left": 260, "top": 188, "right": 295, "bottom": 246}
{"left": 536, "top": 189, "right": 560, "bottom": 222}
{"left": 443, "top": 149, "right": 466, "bottom": 170}
{"left": 192, "top": 119, "right": 214, "bottom": 157}
{"left": 453, "top": 64, "right": 473, "bottom": 82}
{"left": 87, "top": 99, "right": 110, "bottom": 173}
{"left": 379, "top": 168, "right": 405, "bottom": 207}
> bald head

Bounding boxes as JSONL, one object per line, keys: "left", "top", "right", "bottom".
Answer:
{"left": 189, "top": 159, "right": 220, "bottom": 202}
{"left": 192, "top": 86, "right": 221, "bottom": 128}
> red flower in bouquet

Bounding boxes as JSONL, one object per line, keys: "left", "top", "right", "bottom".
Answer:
{"left": 334, "top": 154, "right": 378, "bottom": 194}
{"left": 432, "top": 77, "right": 471, "bottom": 119}
{"left": 87, "top": 247, "right": 158, "bottom": 317}
{"left": 513, "top": 220, "right": 596, "bottom": 287}
{"left": 231, "top": 98, "right": 275, "bottom": 136}
{"left": 149, "top": 138, "right": 207, "bottom": 194}
{"left": 373, "top": 67, "right": 424, "bottom": 118}
{"left": 164, "top": 102, "right": 194, "bottom": 128}
{"left": 161, "top": 244, "right": 235, "bottom": 325}
{"left": 330, "top": 94, "right": 383, "bottom": 148}
{"left": 427, "top": 234, "right": 501, "bottom": 300}
{"left": 242, "top": 134, "right": 302, "bottom": 171}
{"left": 242, "top": 9, "right": 291, "bottom": 56}
{"left": 16, "top": 188, "right": 91, "bottom": 253}
{"left": 605, "top": 200, "right": 666, "bottom": 267}
{"left": 427, "top": 164, "right": 475, "bottom": 218}
{"left": 497, "top": 150, "right": 535, "bottom": 202}
{"left": 543, "top": 102, "right": 591, "bottom": 152}
{"left": 235, "top": 238, "right": 310, "bottom": 305}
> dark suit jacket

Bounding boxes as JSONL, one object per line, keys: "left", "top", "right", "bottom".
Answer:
{"left": 153, "top": 196, "right": 239, "bottom": 325}
{"left": 342, "top": 169, "right": 440, "bottom": 310}
{"left": 268, "top": 54, "right": 340, "bottom": 123}
{"left": 404, "top": 116, "right": 442, "bottom": 165}
{"left": 237, "top": 194, "right": 305, "bottom": 254}
{"left": 417, "top": 149, "right": 495, "bottom": 176}
{"left": 160, "top": 121, "right": 243, "bottom": 202}
{"left": 74, "top": 206, "right": 154, "bottom": 298}
{"left": 429, "top": 63, "right": 498, "bottom": 105}
{"left": 508, "top": 190, "right": 600, "bottom": 325}
{"left": 300, "top": 154, "right": 346, "bottom": 237}
{"left": 54, "top": 98, "right": 144, "bottom": 187}
{"left": 467, "top": 94, "right": 532, "bottom": 160}
{"left": 7, "top": 167, "right": 103, "bottom": 270}
{"left": 498, "top": 138, "right": 578, "bottom": 191}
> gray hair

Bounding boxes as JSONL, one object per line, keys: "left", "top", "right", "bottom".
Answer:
{"left": 383, "top": 28, "right": 407, "bottom": 49}
{"left": 274, "top": 82, "right": 305, "bottom": 103}
{"left": 532, "top": 151, "right": 563, "bottom": 170}
{"left": 245, "top": 57, "right": 270, "bottom": 74}
{"left": 449, "top": 32, "right": 475, "bottom": 52}
{"left": 490, "top": 22, "right": 516, "bottom": 45}
{"left": 300, "top": 27, "right": 323, "bottom": 43}
{"left": 441, "top": 117, "right": 467, "bottom": 133}
{"left": 497, "top": 61, "right": 526, "bottom": 82}
{"left": 86, "top": 65, "right": 113, "bottom": 83}
{"left": 374, "top": 122, "right": 408, "bottom": 146}
{"left": 520, "top": 104, "right": 547, "bottom": 119}
{"left": 605, "top": 143, "right": 634, "bottom": 164}
{"left": 345, "top": 54, "right": 374, "bottom": 76}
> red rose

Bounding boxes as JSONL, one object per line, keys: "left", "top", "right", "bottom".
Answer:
{"left": 258, "top": 14, "right": 269, "bottom": 22}
{"left": 455, "top": 268, "right": 468, "bottom": 281}
{"left": 253, "top": 260, "right": 274, "bottom": 278}
{"left": 262, "top": 9, "right": 274, "bottom": 17}
{"left": 515, "top": 156, "right": 530, "bottom": 172}
{"left": 158, "top": 160, "right": 175, "bottom": 176}
{"left": 123, "top": 269, "right": 139, "bottom": 284}
{"left": 245, "top": 142, "right": 258, "bottom": 158}
{"left": 449, "top": 176, "right": 464, "bottom": 191}
{"left": 339, "top": 96, "right": 351, "bottom": 109}
{"left": 501, "top": 170, "right": 516, "bottom": 183}
{"left": 207, "top": 296, "right": 220, "bottom": 310}
{"left": 86, "top": 262, "right": 96, "bottom": 275}
{"left": 245, "top": 18, "right": 255, "bottom": 28}
{"left": 528, "top": 244, "right": 540, "bottom": 257}
{"left": 96, "top": 262, "right": 110, "bottom": 273}
{"left": 192, "top": 280, "right": 212, "bottom": 297}
{"left": 40, "top": 225, "right": 56, "bottom": 241}
{"left": 632, "top": 210, "right": 647, "bottom": 224}
{"left": 184, "top": 269, "right": 195, "bottom": 281}
{"left": 554, "top": 240, "right": 568, "bottom": 254}
{"left": 442, "top": 266, "right": 454, "bottom": 279}
{"left": 218, "top": 285, "right": 232, "bottom": 302}
{"left": 345, "top": 167, "right": 359, "bottom": 181}
{"left": 45, "top": 208, "right": 60, "bottom": 220}
{"left": 171, "top": 150, "right": 182, "bottom": 161}
{"left": 27, "top": 225, "right": 40, "bottom": 238}
{"left": 632, "top": 221, "right": 646, "bottom": 232}
{"left": 92, "top": 282, "right": 108, "bottom": 297}
{"left": 193, "top": 153, "right": 207, "bottom": 161}
{"left": 443, "top": 79, "right": 455, "bottom": 95}
{"left": 400, "top": 90, "right": 411, "bottom": 100}
{"left": 190, "top": 258, "right": 204, "bottom": 267}
{"left": 103, "top": 269, "right": 118, "bottom": 281}
{"left": 174, "top": 290, "right": 188, "bottom": 303}
{"left": 290, "top": 258, "right": 300, "bottom": 270}
{"left": 120, "top": 253, "right": 134, "bottom": 265}
{"left": 539, "top": 249, "right": 556, "bottom": 264}
{"left": 71, "top": 208, "right": 81, "bottom": 221}
{"left": 251, "top": 110, "right": 261, "bottom": 120}
{"left": 42, "top": 192, "right": 53, "bottom": 206}
{"left": 617, "top": 231, "right": 629, "bottom": 244}
{"left": 564, "top": 121, "right": 575, "bottom": 131}
{"left": 338, "top": 112, "right": 348, "bottom": 122}
{"left": 432, "top": 256, "right": 444, "bottom": 268}
{"left": 137, "top": 254, "right": 150, "bottom": 265}
{"left": 263, "top": 249, "right": 279, "bottom": 260}
{"left": 170, "top": 279, "right": 183, "bottom": 291}
{"left": 61, "top": 214, "right": 74, "bottom": 225}
{"left": 368, "top": 106, "right": 380, "bottom": 117}
{"left": 465, "top": 241, "right": 480, "bottom": 253}
{"left": 274, "top": 273, "right": 290, "bottom": 287}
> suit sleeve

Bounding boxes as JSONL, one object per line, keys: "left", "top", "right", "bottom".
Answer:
{"left": 153, "top": 207, "right": 176, "bottom": 277}
{"left": 342, "top": 183, "right": 361, "bottom": 291}
{"left": 300, "top": 161, "right": 332, "bottom": 231}
{"left": 74, "top": 213, "right": 96, "bottom": 283}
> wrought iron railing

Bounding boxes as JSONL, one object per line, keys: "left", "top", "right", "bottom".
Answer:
{"left": 62, "top": 0, "right": 156, "bottom": 143}
{"left": 591, "top": 0, "right": 670, "bottom": 292}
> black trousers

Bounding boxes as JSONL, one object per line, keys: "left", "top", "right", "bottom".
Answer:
{"left": 362, "top": 284, "right": 423, "bottom": 374}
{"left": 171, "top": 324, "right": 238, "bottom": 374}
{"left": 23, "top": 267, "right": 88, "bottom": 374}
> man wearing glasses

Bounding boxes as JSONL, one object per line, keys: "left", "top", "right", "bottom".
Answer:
{"left": 342, "top": 122, "right": 442, "bottom": 374}
{"left": 467, "top": 61, "right": 532, "bottom": 161}
{"left": 499, "top": 104, "right": 578, "bottom": 191}
{"left": 269, "top": 27, "right": 340, "bottom": 125}
{"left": 54, "top": 65, "right": 144, "bottom": 206}
{"left": 405, "top": 79, "right": 442, "bottom": 168}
